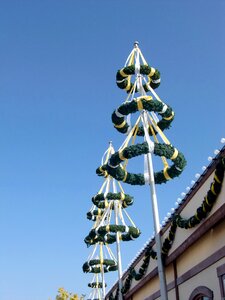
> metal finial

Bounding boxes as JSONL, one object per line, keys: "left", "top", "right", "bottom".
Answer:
{"left": 134, "top": 41, "right": 139, "bottom": 48}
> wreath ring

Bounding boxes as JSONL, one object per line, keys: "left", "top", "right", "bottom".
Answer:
{"left": 84, "top": 225, "right": 141, "bottom": 246}
{"left": 112, "top": 96, "right": 174, "bottom": 135}
{"left": 82, "top": 259, "right": 117, "bottom": 273}
{"left": 92, "top": 192, "right": 133, "bottom": 208}
{"left": 116, "top": 65, "right": 161, "bottom": 93}
{"left": 88, "top": 282, "right": 107, "bottom": 288}
{"left": 96, "top": 142, "right": 186, "bottom": 185}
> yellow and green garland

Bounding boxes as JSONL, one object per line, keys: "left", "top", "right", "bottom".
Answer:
{"left": 116, "top": 65, "right": 160, "bottom": 93}
{"left": 84, "top": 225, "right": 141, "bottom": 247}
{"left": 112, "top": 96, "right": 174, "bottom": 135}
{"left": 97, "top": 142, "right": 186, "bottom": 185}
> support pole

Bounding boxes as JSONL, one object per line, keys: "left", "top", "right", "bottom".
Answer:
{"left": 145, "top": 138, "right": 168, "bottom": 300}
{"left": 133, "top": 41, "right": 168, "bottom": 299}
{"left": 100, "top": 242, "right": 106, "bottom": 299}
{"left": 113, "top": 179, "right": 123, "bottom": 300}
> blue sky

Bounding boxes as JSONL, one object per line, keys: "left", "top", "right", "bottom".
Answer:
{"left": 0, "top": 1, "right": 224, "bottom": 299}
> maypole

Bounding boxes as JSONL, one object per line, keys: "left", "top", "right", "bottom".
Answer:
{"left": 83, "top": 143, "right": 141, "bottom": 299}
{"left": 135, "top": 41, "right": 167, "bottom": 299}
{"left": 112, "top": 178, "right": 123, "bottom": 299}
{"left": 96, "top": 43, "right": 187, "bottom": 299}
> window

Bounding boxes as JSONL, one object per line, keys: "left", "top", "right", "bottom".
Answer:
{"left": 217, "top": 263, "right": 225, "bottom": 298}
{"left": 189, "top": 286, "right": 213, "bottom": 300}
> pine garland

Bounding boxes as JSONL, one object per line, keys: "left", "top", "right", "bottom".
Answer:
{"left": 175, "top": 157, "right": 225, "bottom": 228}
{"left": 84, "top": 225, "right": 141, "bottom": 247}
{"left": 92, "top": 192, "right": 133, "bottom": 208}
{"left": 83, "top": 259, "right": 117, "bottom": 273}
{"left": 96, "top": 142, "right": 186, "bottom": 185}
{"left": 112, "top": 96, "right": 174, "bottom": 135}
{"left": 88, "top": 282, "right": 107, "bottom": 288}
{"left": 116, "top": 65, "right": 161, "bottom": 93}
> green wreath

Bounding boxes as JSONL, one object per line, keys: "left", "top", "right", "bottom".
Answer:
{"left": 92, "top": 192, "right": 133, "bottom": 208}
{"left": 112, "top": 96, "right": 174, "bottom": 135}
{"left": 96, "top": 143, "right": 186, "bottom": 185}
{"left": 175, "top": 157, "right": 225, "bottom": 228}
{"left": 82, "top": 259, "right": 117, "bottom": 273}
{"left": 116, "top": 65, "right": 160, "bottom": 93}
{"left": 86, "top": 209, "right": 104, "bottom": 221}
{"left": 88, "top": 282, "right": 107, "bottom": 288}
{"left": 84, "top": 225, "right": 141, "bottom": 247}
{"left": 121, "top": 245, "right": 157, "bottom": 294}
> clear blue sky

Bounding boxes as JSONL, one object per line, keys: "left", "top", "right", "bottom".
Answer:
{"left": 0, "top": 1, "right": 224, "bottom": 299}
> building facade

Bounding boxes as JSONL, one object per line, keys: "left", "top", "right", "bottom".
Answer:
{"left": 106, "top": 146, "right": 225, "bottom": 300}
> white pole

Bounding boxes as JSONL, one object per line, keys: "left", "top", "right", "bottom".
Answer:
{"left": 133, "top": 41, "right": 168, "bottom": 299}
{"left": 100, "top": 242, "right": 106, "bottom": 299}
{"left": 144, "top": 123, "right": 168, "bottom": 300}
{"left": 113, "top": 179, "right": 123, "bottom": 300}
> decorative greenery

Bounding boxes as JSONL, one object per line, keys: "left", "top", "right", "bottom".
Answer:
{"left": 96, "top": 142, "right": 186, "bottom": 185}
{"left": 88, "top": 282, "right": 107, "bottom": 288}
{"left": 116, "top": 65, "right": 161, "bottom": 93}
{"left": 92, "top": 192, "right": 133, "bottom": 208}
{"left": 83, "top": 259, "right": 118, "bottom": 273}
{"left": 86, "top": 209, "right": 104, "bottom": 221}
{"left": 161, "top": 219, "right": 177, "bottom": 258}
{"left": 121, "top": 245, "right": 157, "bottom": 294}
{"left": 107, "top": 158, "right": 225, "bottom": 298}
{"left": 84, "top": 225, "right": 141, "bottom": 247}
{"left": 87, "top": 209, "right": 104, "bottom": 221}
{"left": 174, "top": 157, "right": 225, "bottom": 229}
{"left": 112, "top": 96, "right": 174, "bottom": 135}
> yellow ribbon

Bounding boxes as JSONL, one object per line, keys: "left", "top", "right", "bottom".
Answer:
{"left": 210, "top": 184, "right": 217, "bottom": 196}
{"left": 163, "top": 167, "right": 172, "bottom": 180}
{"left": 164, "top": 111, "right": 175, "bottom": 121}
{"left": 125, "top": 78, "right": 131, "bottom": 91}
{"left": 205, "top": 196, "right": 212, "bottom": 207}
{"left": 114, "top": 120, "right": 126, "bottom": 129}
{"left": 119, "top": 68, "right": 128, "bottom": 78}
{"left": 120, "top": 192, "right": 125, "bottom": 201}
{"left": 188, "top": 220, "right": 192, "bottom": 228}
{"left": 136, "top": 98, "right": 143, "bottom": 110}
{"left": 100, "top": 243, "right": 104, "bottom": 265}
{"left": 122, "top": 171, "right": 128, "bottom": 182}
{"left": 202, "top": 203, "right": 207, "bottom": 213}
{"left": 171, "top": 148, "right": 179, "bottom": 160}
{"left": 195, "top": 212, "right": 201, "bottom": 221}
{"left": 119, "top": 150, "right": 126, "bottom": 161}
{"left": 214, "top": 174, "right": 221, "bottom": 184}
{"left": 148, "top": 67, "right": 155, "bottom": 77}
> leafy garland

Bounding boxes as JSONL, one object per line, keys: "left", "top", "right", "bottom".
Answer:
{"left": 84, "top": 225, "right": 141, "bottom": 247}
{"left": 83, "top": 259, "right": 118, "bottom": 273}
{"left": 86, "top": 209, "right": 104, "bottom": 221}
{"left": 107, "top": 158, "right": 225, "bottom": 299}
{"left": 116, "top": 65, "right": 161, "bottom": 93}
{"left": 88, "top": 282, "right": 107, "bottom": 288}
{"left": 96, "top": 143, "right": 186, "bottom": 185}
{"left": 120, "top": 219, "right": 177, "bottom": 295}
{"left": 112, "top": 96, "right": 174, "bottom": 135}
{"left": 175, "top": 157, "right": 225, "bottom": 228}
{"left": 92, "top": 192, "right": 133, "bottom": 209}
